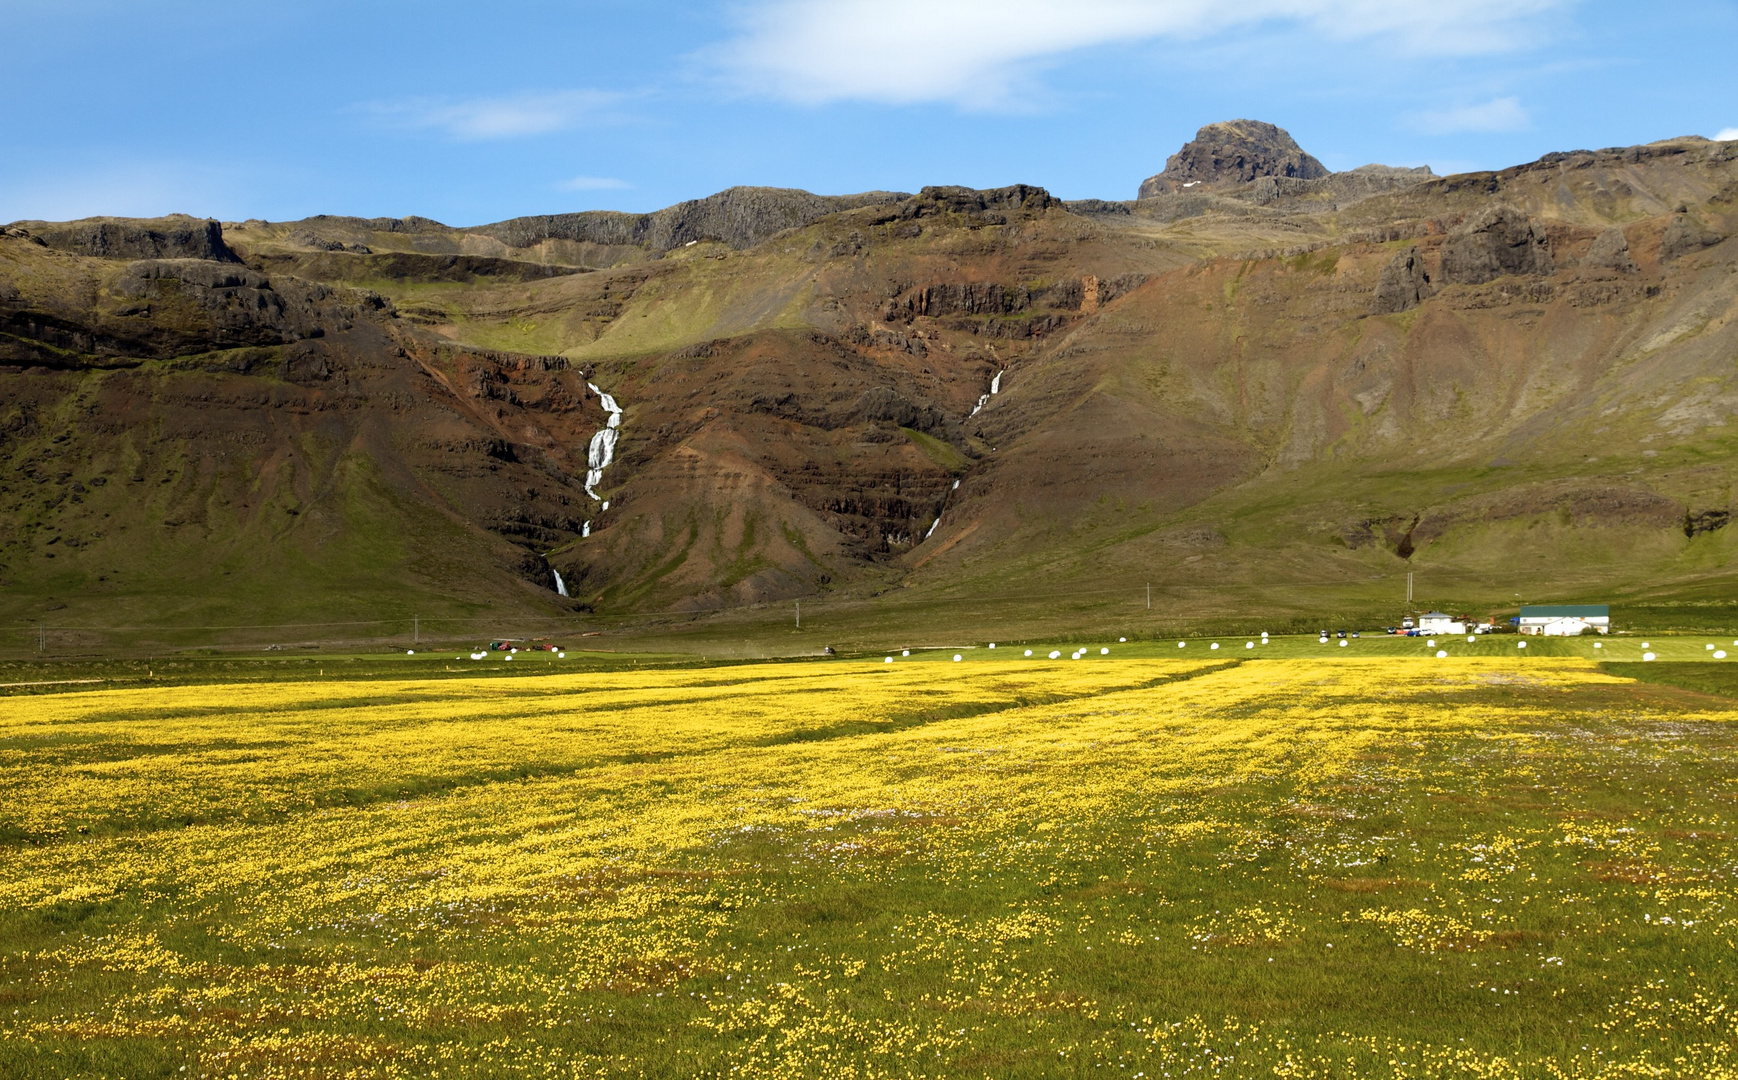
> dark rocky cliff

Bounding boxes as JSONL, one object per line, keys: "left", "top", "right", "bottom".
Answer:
{"left": 470, "top": 186, "right": 909, "bottom": 253}
{"left": 12, "top": 215, "right": 238, "bottom": 262}
{"left": 1139, "top": 120, "right": 1328, "bottom": 198}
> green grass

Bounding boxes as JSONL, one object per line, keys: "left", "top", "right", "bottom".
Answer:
{"left": 902, "top": 426, "right": 968, "bottom": 472}
{"left": 1600, "top": 659, "right": 1738, "bottom": 698}
{"left": 0, "top": 648, "right": 711, "bottom": 696}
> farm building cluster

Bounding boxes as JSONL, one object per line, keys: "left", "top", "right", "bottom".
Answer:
{"left": 1388, "top": 605, "right": 1612, "bottom": 636}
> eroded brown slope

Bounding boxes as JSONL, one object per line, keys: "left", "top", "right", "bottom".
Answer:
{"left": 2, "top": 138, "right": 1736, "bottom": 637}
{"left": 520, "top": 143, "right": 1738, "bottom": 615}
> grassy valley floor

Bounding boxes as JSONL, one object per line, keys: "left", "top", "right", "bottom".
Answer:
{"left": 3, "top": 649, "right": 1737, "bottom": 1077}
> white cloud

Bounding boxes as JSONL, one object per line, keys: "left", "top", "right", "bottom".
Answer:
{"left": 1715, "top": 127, "right": 1738, "bottom": 142}
{"left": 557, "top": 176, "right": 632, "bottom": 191}
{"left": 359, "top": 90, "right": 624, "bottom": 140}
{"left": 713, "top": 0, "right": 1571, "bottom": 107}
{"left": 1406, "top": 96, "right": 1531, "bottom": 134}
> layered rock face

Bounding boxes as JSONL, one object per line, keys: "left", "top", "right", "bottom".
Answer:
{"left": 472, "top": 187, "right": 908, "bottom": 253}
{"left": 15, "top": 215, "right": 238, "bottom": 262}
{"left": 1138, "top": 120, "right": 1329, "bottom": 198}
{"left": 1370, "top": 246, "right": 1433, "bottom": 314}
{"left": 1439, "top": 205, "right": 1554, "bottom": 284}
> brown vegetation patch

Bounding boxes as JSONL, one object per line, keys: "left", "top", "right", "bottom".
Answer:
{"left": 227, "top": 963, "right": 430, "bottom": 992}
{"left": 1586, "top": 860, "right": 1709, "bottom": 885}
{"left": 956, "top": 990, "right": 1097, "bottom": 1016}
{"left": 1077, "top": 878, "right": 1144, "bottom": 899}
{"left": 1476, "top": 929, "right": 1554, "bottom": 950}
{"left": 1323, "top": 877, "right": 1423, "bottom": 893}
{"left": 1281, "top": 802, "right": 1356, "bottom": 820}
{"left": 595, "top": 957, "right": 711, "bottom": 994}
{"left": 547, "top": 865, "right": 733, "bottom": 902}
{"left": 422, "top": 1005, "right": 533, "bottom": 1030}
{"left": 207, "top": 1034, "right": 403, "bottom": 1071}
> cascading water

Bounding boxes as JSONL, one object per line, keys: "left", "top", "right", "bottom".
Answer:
{"left": 940, "top": 371, "right": 1005, "bottom": 540}
{"left": 584, "top": 382, "right": 623, "bottom": 502}
{"left": 558, "top": 381, "right": 622, "bottom": 592}
{"left": 968, "top": 368, "right": 1006, "bottom": 417}
{"left": 925, "top": 478, "right": 963, "bottom": 541}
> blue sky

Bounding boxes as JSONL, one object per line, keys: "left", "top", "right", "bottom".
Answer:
{"left": 3, "top": 0, "right": 1734, "bottom": 225}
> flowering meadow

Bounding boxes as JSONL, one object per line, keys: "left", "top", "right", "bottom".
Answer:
{"left": 3, "top": 653, "right": 1737, "bottom": 1078}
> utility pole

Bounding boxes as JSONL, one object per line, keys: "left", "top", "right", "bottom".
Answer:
{"left": 795, "top": 600, "right": 801, "bottom": 629}
{"left": 1406, "top": 572, "right": 1414, "bottom": 605}
{"left": 414, "top": 615, "right": 419, "bottom": 646}
{"left": 38, "top": 620, "right": 45, "bottom": 653}
{"left": 1146, "top": 582, "right": 1151, "bottom": 610}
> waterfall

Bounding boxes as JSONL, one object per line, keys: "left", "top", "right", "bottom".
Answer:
{"left": 968, "top": 368, "right": 1006, "bottom": 417}
{"left": 553, "top": 570, "right": 568, "bottom": 597}
{"left": 583, "top": 382, "right": 624, "bottom": 501}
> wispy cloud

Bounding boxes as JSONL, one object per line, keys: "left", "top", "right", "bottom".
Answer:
{"left": 1405, "top": 96, "right": 1531, "bottom": 135}
{"left": 358, "top": 90, "right": 626, "bottom": 140}
{"left": 556, "top": 175, "right": 632, "bottom": 192}
{"left": 1716, "top": 127, "right": 1738, "bottom": 142}
{"left": 712, "top": 0, "right": 1573, "bottom": 108}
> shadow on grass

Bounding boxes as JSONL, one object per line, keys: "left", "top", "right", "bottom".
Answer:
{"left": 1601, "top": 661, "right": 1738, "bottom": 699}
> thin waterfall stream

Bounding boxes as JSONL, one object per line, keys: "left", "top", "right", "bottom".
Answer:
{"left": 580, "top": 380, "right": 624, "bottom": 537}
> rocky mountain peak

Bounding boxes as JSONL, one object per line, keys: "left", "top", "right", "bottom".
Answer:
{"left": 1138, "top": 120, "right": 1329, "bottom": 199}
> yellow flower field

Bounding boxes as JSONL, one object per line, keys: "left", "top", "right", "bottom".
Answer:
{"left": 3, "top": 654, "right": 1737, "bottom": 1078}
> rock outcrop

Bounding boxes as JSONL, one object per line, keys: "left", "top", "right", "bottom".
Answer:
{"left": 1138, "top": 120, "right": 1328, "bottom": 199}
{"left": 472, "top": 186, "right": 908, "bottom": 253}
{"left": 1439, "top": 205, "right": 1554, "bottom": 285}
{"left": 1660, "top": 212, "right": 1725, "bottom": 260}
{"left": 1584, "top": 226, "right": 1638, "bottom": 273}
{"left": 894, "top": 185, "right": 1058, "bottom": 218}
{"left": 114, "top": 259, "right": 390, "bottom": 349}
{"left": 14, "top": 215, "right": 238, "bottom": 262}
{"left": 0, "top": 254, "right": 392, "bottom": 366}
{"left": 287, "top": 229, "right": 372, "bottom": 254}
{"left": 1371, "top": 246, "right": 1434, "bottom": 314}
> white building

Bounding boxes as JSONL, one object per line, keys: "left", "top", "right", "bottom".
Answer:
{"left": 1518, "top": 605, "right": 1610, "bottom": 635}
{"left": 1416, "top": 611, "right": 1466, "bottom": 635}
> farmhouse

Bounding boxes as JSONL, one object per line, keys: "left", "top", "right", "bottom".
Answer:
{"left": 1416, "top": 611, "right": 1466, "bottom": 635}
{"left": 1518, "top": 604, "right": 1610, "bottom": 636}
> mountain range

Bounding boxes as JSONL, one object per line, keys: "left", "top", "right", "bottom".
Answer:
{"left": 3, "top": 121, "right": 1736, "bottom": 649}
